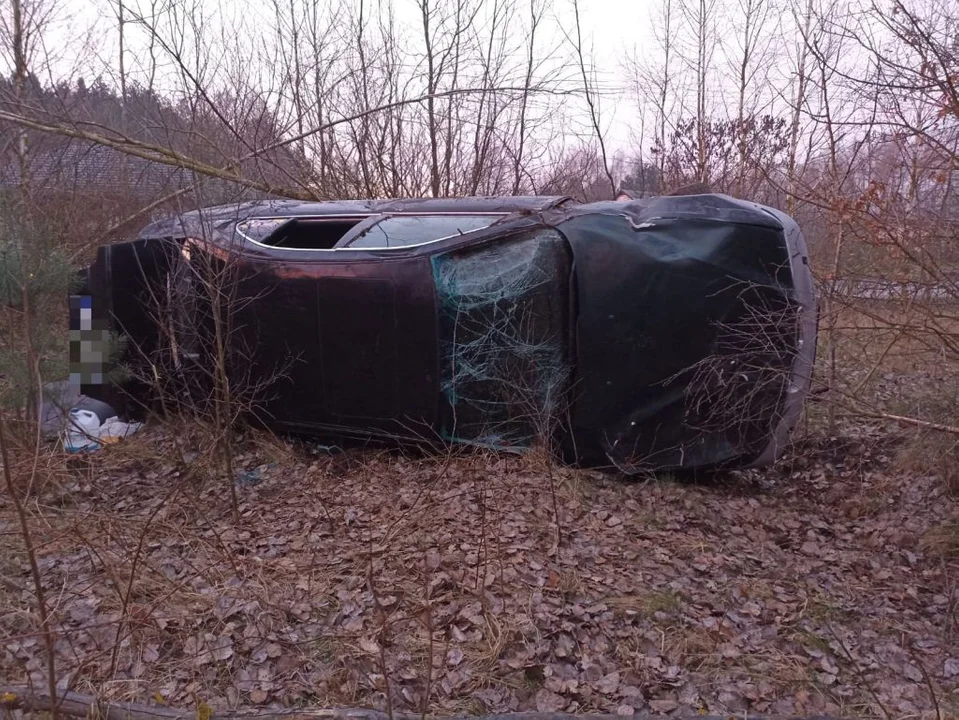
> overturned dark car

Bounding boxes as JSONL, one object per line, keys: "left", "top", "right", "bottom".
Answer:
{"left": 72, "top": 193, "right": 816, "bottom": 472}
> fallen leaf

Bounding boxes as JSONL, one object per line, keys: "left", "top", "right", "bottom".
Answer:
{"left": 534, "top": 688, "right": 566, "bottom": 713}
{"left": 649, "top": 697, "right": 679, "bottom": 713}
{"left": 358, "top": 637, "right": 380, "bottom": 655}
{"left": 595, "top": 671, "right": 620, "bottom": 694}
{"left": 903, "top": 664, "right": 923, "bottom": 682}
{"left": 446, "top": 648, "right": 465, "bottom": 667}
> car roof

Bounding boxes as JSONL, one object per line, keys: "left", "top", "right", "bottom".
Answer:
{"left": 137, "top": 196, "right": 577, "bottom": 241}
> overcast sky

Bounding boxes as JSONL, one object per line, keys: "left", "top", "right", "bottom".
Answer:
{"left": 574, "top": 0, "right": 657, "bottom": 144}
{"left": 25, "top": 0, "right": 737, "bottom": 153}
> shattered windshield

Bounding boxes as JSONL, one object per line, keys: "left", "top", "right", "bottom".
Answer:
{"left": 431, "top": 229, "right": 572, "bottom": 448}
{"left": 344, "top": 214, "right": 501, "bottom": 249}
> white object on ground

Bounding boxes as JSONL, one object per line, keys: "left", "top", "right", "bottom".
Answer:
{"left": 97, "top": 416, "right": 144, "bottom": 443}
{"left": 63, "top": 408, "right": 143, "bottom": 452}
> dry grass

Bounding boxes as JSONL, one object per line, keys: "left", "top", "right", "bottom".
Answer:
{"left": 812, "top": 297, "right": 959, "bottom": 504}
{"left": 821, "top": 300, "right": 959, "bottom": 416}
{"left": 920, "top": 520, "right": 959, "bottom": 561}
{"left": 3, "top": 293, "right": 959, "bottom": 718}
{"left": 2, "top": 420, "right": 957, "bottom": 719}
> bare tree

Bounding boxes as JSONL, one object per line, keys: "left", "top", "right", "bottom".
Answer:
{"left": 785, "top": 0, "right": 816, "bottom": 214}
{"left": 567, "top": 0, "right": 615, "bottom": 197}
{"left": 724, "top": 0, "right": 775, "bottom": 192}
{"left": 679, "top": 0, "right": 719, "bottom": 182}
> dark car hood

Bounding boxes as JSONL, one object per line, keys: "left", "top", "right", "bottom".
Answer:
{"left": 554, "top": 194, "right": 816, "bottom": 471}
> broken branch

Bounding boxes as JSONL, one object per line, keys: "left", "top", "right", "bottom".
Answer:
{"left": 870, "top": 411, "right": 959, "bottom": 436}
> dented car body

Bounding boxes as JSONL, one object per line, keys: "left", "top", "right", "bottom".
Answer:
{"left": 73, "top": 193, "right": 816, "bottom": 472}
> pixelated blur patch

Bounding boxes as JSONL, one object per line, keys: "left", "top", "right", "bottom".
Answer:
{"left": 70, "top": 294, "right": 109, "bottom": 385}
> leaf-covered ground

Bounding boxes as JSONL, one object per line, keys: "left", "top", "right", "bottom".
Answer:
{"left": 2, "top": 424, "right": 957, "bottom": 719}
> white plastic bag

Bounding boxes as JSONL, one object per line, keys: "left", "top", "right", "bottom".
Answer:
{"left": 63, "top": 410, "right": 143, "bottom": 452}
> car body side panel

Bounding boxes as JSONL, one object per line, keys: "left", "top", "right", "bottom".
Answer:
{"left": 225, "top": 255, "right": 440, "bottom": 438}
{"left": 317, "top": 277, "right": 399, "bottom": 419}
{"left": 227, "top": 262, "right": 327, "bottom": 425}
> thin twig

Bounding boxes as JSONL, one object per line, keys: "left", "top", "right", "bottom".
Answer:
{"left": 0, "top": 413, "right": 60, "bottom": 720}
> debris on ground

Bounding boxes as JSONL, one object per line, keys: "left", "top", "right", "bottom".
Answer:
{"left": 40, "top": 382, "right": 143, "bottom": 452}
{"left": 64, "top": 409, "right": 143, "bottom": 452}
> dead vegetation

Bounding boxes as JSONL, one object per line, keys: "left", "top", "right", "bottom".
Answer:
{"left": 3, "top": 287, "right": 959, "bottom": 720}
{"left": 1, "top": 406, "right": 957, "bottom": 718}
